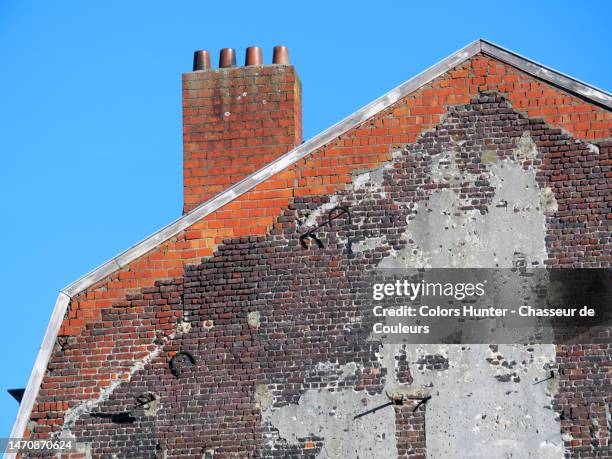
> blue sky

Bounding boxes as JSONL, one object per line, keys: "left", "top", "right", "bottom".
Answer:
{"left": 0, "top": 0, "right": 610, "bottom": 436}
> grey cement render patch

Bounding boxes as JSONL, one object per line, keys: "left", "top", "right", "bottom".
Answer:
{"left": 380, "top": 137, "right": 552, "bottom": 270}
{"left": 261, "top": 350, "right": 419, "bottom": 458}
{"left": 404, "top": 344, "right": 562, "bottom": 459}
{"left": 141, "top": 393, "right": 161, "bottom": 416}
{"left": 263, "top": 388, "right": 397, "bottom": 458}
{"left": 372, "top": 134, "right": 563, "bottom": 457}
{"left": 352, "top": 235, "right": 388, "bottom": 253}
{"left": 260, "top": 132, "right": 563, "bottom": 458}
{"left": 261, "top": 358, "right": 399, "bottom": 458}
{"left": 255, "top": 384, "right": 273, "bottom": 411}
{"left": 247, "top": 311, "right": 261, "bottom": 329}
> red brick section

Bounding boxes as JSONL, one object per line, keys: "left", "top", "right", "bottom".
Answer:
{"left": 26, "top": 53, "right": 611, "bottom": 457}
{"left": 554, "top": 343, "right": 611, "bottom": 456}
{"left": 396, "top": 406, "right": 426, "bottom": 458}
{"left": 182, "top": 64, "right": 302, "bottom": 213}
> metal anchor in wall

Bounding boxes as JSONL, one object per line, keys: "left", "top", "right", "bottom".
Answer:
{"left": 532, "top": 370, "right": 555, "bottom": 385}
{"left": 353, "top": 395, "right": 431, "bottom": 420}
{"left": 299, "top": 206, "right": 352, "bottom": 252}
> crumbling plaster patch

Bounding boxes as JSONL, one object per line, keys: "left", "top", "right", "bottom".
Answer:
{"left": 139, "top": 392, "right": 161, "bottom": 417}
{"left": 259, "top": 131, "right": 562, "bottom": 458}
{"left": 376, "top": 132, "right": 563, "bottom": 457}
{"left": 352, "top": 235, "right": 388, "bottom": 253}
{"left": 263, "top": 385, "right": 397, "bottom": 458}
{"left": 247, "top": 311, "right": 261, "bottom": 329}
{"left": 382, "top": 134, "right": 553, "bottom": 269}
{"left": 403, "top": 344, "right": 561, "bottom": 458}
{"left": 254, "top": 384, "right": 273, "bottom": 411}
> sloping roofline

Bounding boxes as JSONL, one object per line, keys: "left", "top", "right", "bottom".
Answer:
{"left": 10, "top": 38, "right": 612, "bottom": 445}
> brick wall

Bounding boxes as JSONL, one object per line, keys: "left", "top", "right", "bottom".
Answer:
{"left": 26, "top": 53, "right": 611, "bottom": 458}
{"left": 554, "top": 343, "right": 611, "bottom": 456}
{"left": 396, "top": 406, "right": 426, "bottom": 458}
{"left": 182, "top": 65, "right": 302, "bottom": 213}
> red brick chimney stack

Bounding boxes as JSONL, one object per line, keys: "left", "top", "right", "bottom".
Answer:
{"left": 182, "top": 45, "right": 302, "bottom": 213}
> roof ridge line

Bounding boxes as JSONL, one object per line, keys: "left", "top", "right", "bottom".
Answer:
{"left": 62, "top": 38, "right": 483, "bottom": 298}
{"left": 62, "top": 38, "right": 610, "bottom": 299}
{"left": 479, "top": 38, "right": 612, "bottom": 104}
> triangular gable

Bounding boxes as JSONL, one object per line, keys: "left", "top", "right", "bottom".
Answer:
{"left": 10, "top": 38, "right": 612, "bottom": 445}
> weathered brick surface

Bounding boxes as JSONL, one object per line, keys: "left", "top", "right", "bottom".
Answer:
{"left": 183, "top": 65, "right": 302, "bottom": 213}
{"left": 553, "top": 343, "right": 611, "bottom": 457}
{"left": 26, "top": 53, "right": 612, "bottom": 458}
{"left": 415, "top": 354, "right": 449, "bottom": 372}
{"left": 396, "top": 406, "right": 426, "bottom": 458}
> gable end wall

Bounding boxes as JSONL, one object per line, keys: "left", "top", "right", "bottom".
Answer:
{"left": 23, "top": 52, "right": 612, "bottom": 458}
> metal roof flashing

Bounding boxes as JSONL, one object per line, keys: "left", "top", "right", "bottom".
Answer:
{"left": 8, "top": 39, "right": 611, "bottom": 449}
{"left": 479, "top": 40, "right": 612, "bottom": 109}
